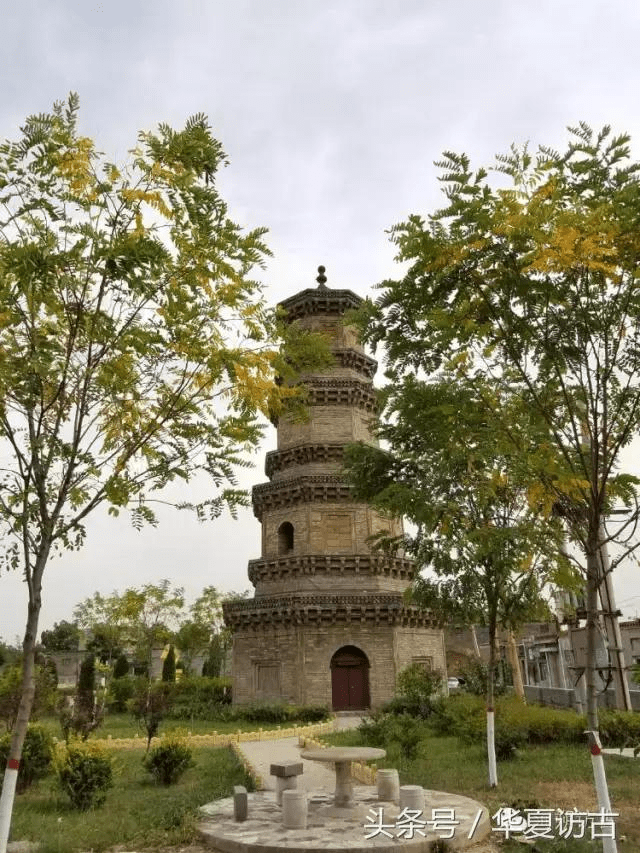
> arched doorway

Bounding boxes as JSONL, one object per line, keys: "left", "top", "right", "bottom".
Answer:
{"left": 330, "top": 646, "right": 370, "bottom": 710}
{"left": 277, "top": 522, "right": 294, "bottom": 555}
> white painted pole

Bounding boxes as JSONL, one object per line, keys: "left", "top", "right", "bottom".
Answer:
{"left": 587, "top": 731, "right": 617, "bottom": 853}
{"left": 0, "top": 765, "right": 19, "bottom": 853}
{"left": 486, "top": 710, "right": 497, "bottom": 787}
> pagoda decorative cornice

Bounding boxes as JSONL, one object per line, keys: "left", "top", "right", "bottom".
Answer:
{"left": 252, "top": 474, "right": 352, "bottom": 519}
{"left": 222, "top": 593, "right": 437, "bottom": 630}
{"left": 301, "top": 377, "right": 378, "bottom": 412}
{"left": 264, "top": 444, "right": 345, "bottom": 478}
{"left": 248, "top": 553, "right": 416, "bottom": 585}
{"left": 332, "top": 348, "right": 378, "bottom": 379}
{"left": 279, "top": 287, "right": 362, "bottom": 322}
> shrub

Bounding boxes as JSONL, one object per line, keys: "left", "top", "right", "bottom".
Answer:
{"left": 382, "top": 695, "right": 433, "bottom": 719}
{"left": 358, "top": 712, "right": 396, "bottom": 748}
{"left": 358, "top": 712, "right": 425, "bottom": 759}
{"left": 113, "top": 654, "right": 130, "bottom": 679}
{"left": 57, "top": 743, "right": 113, "bottom": 810}
{"left": 457, "top": 657, "right": 511, "bottom": 697}
{"left": 164, "top": 676, "right": 231, "bottom": 721}
{"left": 396, "top": 663, "right": 443, "bottom": 716}
{"left": 0, "top": 663, "right": 57, "bottom": 731}
{"left": 143, "top": 733, "right": 194, "bottom": 785}
{"left": 0, "top": 724, "right": 54, "bottom": 793}
{"left": 599, "top": 709, "right": 640, "bottom": 748}
{"left": 59, "top": 654, "right": 104, "bottom": 742}
{"left": 429, "top": 693, "right": 485, "bottom": 737}
{"left": 292, "top": 704, "right": 329, "bottom": 724}
{"left": 237, "top": 703, "right": 330, "bottom": 724}
{"left": 162, "top": 645, "right": 176, "bottom": 682}
{"left": 107, "top": 676, "right": 136, "bottom": 712}
{"left": 129, "top": 680, "right": 175, "bottom": 750}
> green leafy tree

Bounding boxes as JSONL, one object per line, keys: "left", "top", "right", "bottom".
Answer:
{"left": 112, "top": 653, "right": 129, "bottom": 679}
{"left": 74, "top": 580, "right": 185, "bottom": 673}
{"left": 40, "top": 620, "right": 81, "bottom": 653}
{"left": 175, "top": 586, "right": 242, "bottom": 675}
{"left": 161, "top": 645, "right": 176, "bottom": 682}
{"left": 0, "top": 93, "right": 329, "bottom": 850}
{"left": 130, "top": 680, "right": 174, "bottom": 752}
{"left": 351, "top": 123, "right": 640, "bottom": 818}
{"left": 60, "top": 653, "right": 104, "bottom": 742}
{"left": 345, "top": 377, "right": 569, "bottom": 785}
{"left": 0, "top": 664, "right": 56, "bottom": 733}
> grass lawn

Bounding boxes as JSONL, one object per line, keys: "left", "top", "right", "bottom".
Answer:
{"left": 9, "top": 743, "right": 254, "bottom": 852}
{"left": 324, "top": 726, "right": 640, "bottom": 852}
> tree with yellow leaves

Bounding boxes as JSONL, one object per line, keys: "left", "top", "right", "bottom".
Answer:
{"left": 0, "top": 93, "right": 328, "bottom": 849}
{"left": 344, "top": 374, "right": 571, "bottom": 787}
{"left": 348, "top": 123, "right": 640, "bottom": 844}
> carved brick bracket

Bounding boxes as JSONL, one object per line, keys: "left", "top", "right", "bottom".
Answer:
{"left": 247, "top": 553, "right": 416, "bottom": 585}
{"left": 252, "top": 475, "right": 353, "bottom": 518}
{"left": 223, "top": 593, "right": 437, "bottom": 630}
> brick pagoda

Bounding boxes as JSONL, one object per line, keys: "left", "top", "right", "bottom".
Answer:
{"left": 223, "top": 267, "right": 445, "bottom": 710}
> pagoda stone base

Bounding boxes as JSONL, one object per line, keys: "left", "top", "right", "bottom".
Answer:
{"left": 230, "top": 622, "right": 446, "bottom": 710}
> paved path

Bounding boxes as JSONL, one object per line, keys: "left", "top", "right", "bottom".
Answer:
{"left": 238, "top": 715, "right": 365, "bottom": 795}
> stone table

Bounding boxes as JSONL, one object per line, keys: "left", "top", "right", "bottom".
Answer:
{"left": 300, "top": 747, "right": 385, "bottom": 809}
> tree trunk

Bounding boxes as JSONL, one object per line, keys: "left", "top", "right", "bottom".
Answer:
{"left": 486, "top": 618, "right": 498, "bottom": 788}
{"left": 586, "top": 526, "right": 617, "bottom": 853}
{"left": 0, "top": 547, "right": 48, "bottom": 853}
{"left": 506, "top": 629, "right": 526, "bottom": 702}
{"left": 470, "top": 624, "right": 482, "bottom": 658}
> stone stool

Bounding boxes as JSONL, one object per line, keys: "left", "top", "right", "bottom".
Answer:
{"left": 270, "top": 760, "right": 303, "bottom": 805}
{"left": 377, "top": 768, "right": 400, "bottom": 804}
{"left": 282, "top": 789, "right": 308, "bottom": 829}
{"left": 399, "top": 784, "right": 425, "bottom": 813}
{"left": 233, "top": 785, "right": 248, "bottom": 821}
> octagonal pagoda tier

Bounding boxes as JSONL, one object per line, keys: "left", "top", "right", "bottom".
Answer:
{"left": 223, "top": 267, "right": 445, "bottom": 711}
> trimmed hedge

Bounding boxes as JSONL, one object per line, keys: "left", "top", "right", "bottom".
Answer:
{"left": 430, "top": 694, "right": 640, "bottom": 749}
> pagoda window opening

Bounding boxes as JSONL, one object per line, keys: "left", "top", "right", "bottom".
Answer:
{"left": 278, "top": 522, "right": 294, "bottom": 555}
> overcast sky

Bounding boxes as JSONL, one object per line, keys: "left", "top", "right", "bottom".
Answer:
{"left": 2, "top": 0, "right": 640, "bottom": 645}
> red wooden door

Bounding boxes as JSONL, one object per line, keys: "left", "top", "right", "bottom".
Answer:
{"left": 330, "top": 647, "right": 370, "bottom": 710}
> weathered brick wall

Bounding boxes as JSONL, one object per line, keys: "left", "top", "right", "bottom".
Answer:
{"left": 231, "top": 625, "right": 446, "bottom": 708}
{"left": 296, "top": 315, "right": 363, "bottom": 351}
{"left": 277, "top": 407, "right": 376, "bottom": 449}
{"left": 261, "top": 503, "right": 402, "bottom": 560}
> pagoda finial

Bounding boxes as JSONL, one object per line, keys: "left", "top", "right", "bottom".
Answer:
{"left": 316, "top": 265, "right": 328, "bottom": 289}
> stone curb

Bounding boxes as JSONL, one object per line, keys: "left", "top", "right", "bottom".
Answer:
{"left": 51, "top": 719, "right": 336, "bottom": 752}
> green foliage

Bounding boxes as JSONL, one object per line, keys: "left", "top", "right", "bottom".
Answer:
{"left": 162, "top": 645, "right": 176, "bottom": 682}
{"left": 40, "top": 620, "right": 81, "bottom": 652}
{"left": 351, "top": 123, "right": 640, "bottom": 740}
{"left": 8, "top": 741, "right": 256, "bottom": 850}
{"left": 598, "top": 709, "right": 640, "bottom": 748}
{"left": 78, "top": 653, "right": 96, "bottom": 698}
{"left": 429, "top": 693, "right": 486, "bottom": 738}
{"left": 0, "top": 724, "right": 54, "bottom": 793}
{"left": 457, "top": 657, "right": 512, "bottom": 697}
{"left": 56, "top": 743, "right": 113, "bottom": 810}
{"left": 428, "top": 694, "right": 635, "bottom": 754}
{"left": 0, "top": 663, "right": 57, "bottom": 731}
{"left": 164, "top": 676, "right": 230, "bottom": 720}
{"left": 143, "top": 733, "right": 194, "bottom": 785}
{"left": 0, "top": 91, "right": 331, "bottom": 840}
{"left": 395, "top": 663, "right": 443, "bottom": 715}
{"left": 113, "top": 653, "right": 130, "bottom": 679}
{"left": 238, "top": 703, "right": 329, "bottom": 724}
{"left": 129, "top": 680, "right": 174, "bottom": 749}
{"left": 358, "top": 712, "right": 425, "bottom": 759}
{"left": 59, "top": 652, "right": 104, "bottom": 742}
{"left": 107, "top": 676, "right": 137, "bottom": 712}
